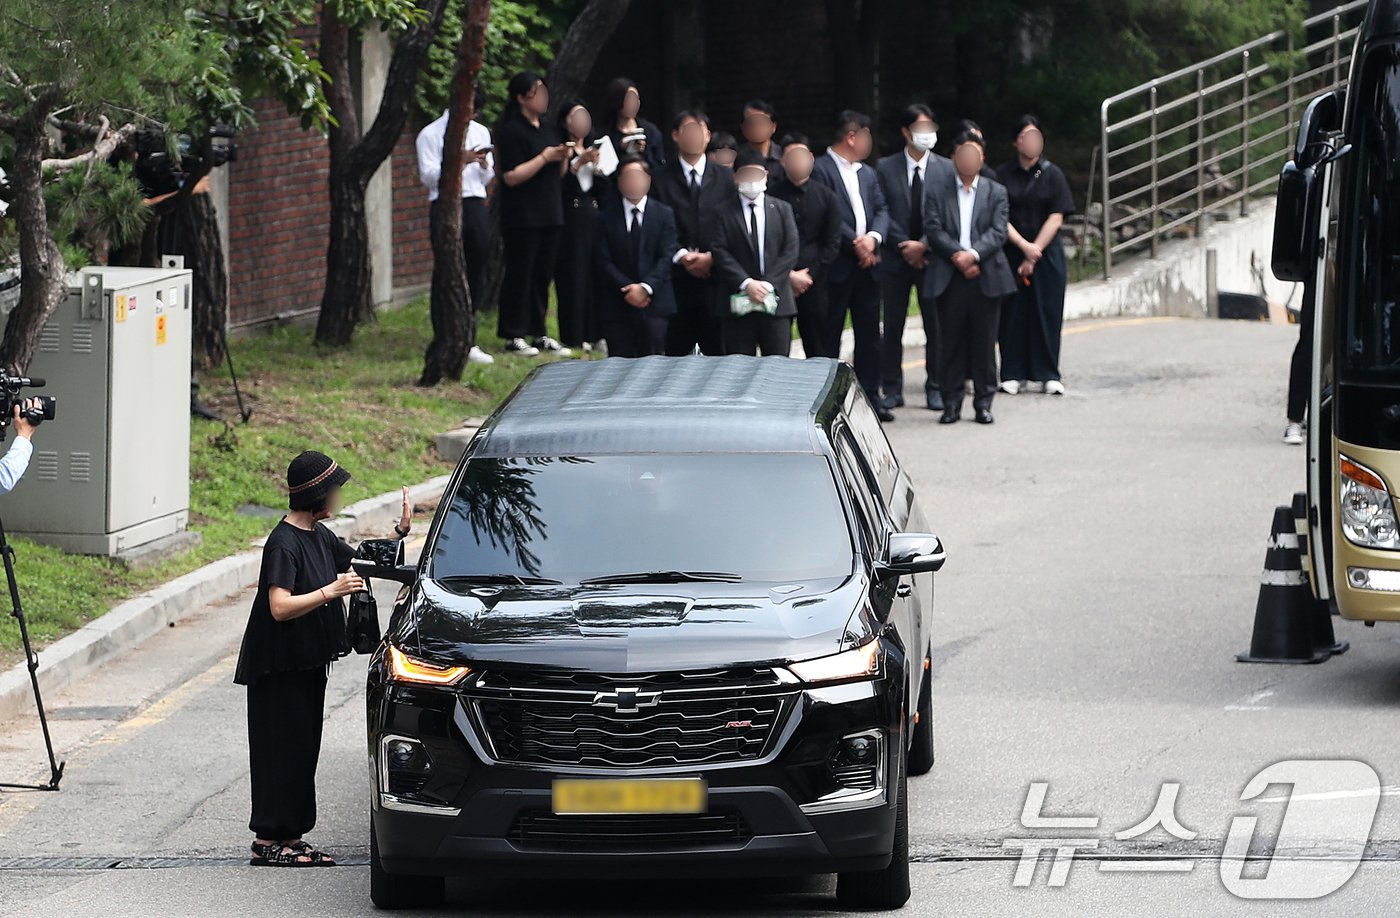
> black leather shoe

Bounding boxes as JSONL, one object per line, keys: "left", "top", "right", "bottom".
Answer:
{"left": 938, "top": 409, "right": 960, "bottom": 424}
{"left": 874, "top": 403, "right": 896, "bottom": 423}
{"left": 975, "top": 409, "right": 994, "bottom": 425}
{"left": 925, "top": 392, "right": 945, "bottom": 412}
{"left": 881, "top": 393, "right": 905, "bottom": 410}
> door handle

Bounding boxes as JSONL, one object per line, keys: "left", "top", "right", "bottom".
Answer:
{"left": 896, "top": 582, "right": 912, "bottom": 597}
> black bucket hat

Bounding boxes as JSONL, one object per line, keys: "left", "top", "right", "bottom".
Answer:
{"left": 287, "top": 450, "right": 351, "bottom": 511}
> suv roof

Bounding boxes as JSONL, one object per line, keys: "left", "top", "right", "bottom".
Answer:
{"left": 472, "top": 355, "right": 851, "bottom": 457}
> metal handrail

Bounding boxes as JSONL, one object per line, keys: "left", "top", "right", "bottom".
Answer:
{"left": 1097, "top": 0, "right": 1367, "bottom": 277}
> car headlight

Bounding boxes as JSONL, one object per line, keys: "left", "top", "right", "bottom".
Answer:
{"left": 388, "top": 644, "right": 471, "bottom": 685}
{"left": 788, "top": 639, "right": 882, "bottom": 684}
{"left": 1340, "top": 455, "right": 1400, "bottom": 550}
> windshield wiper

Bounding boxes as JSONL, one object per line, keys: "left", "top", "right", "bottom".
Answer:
{"left": 578, "top": 569, "right": 743, "bottom": 585}
{"left": 436, "top": 574, "right": 564, "bottom": 586}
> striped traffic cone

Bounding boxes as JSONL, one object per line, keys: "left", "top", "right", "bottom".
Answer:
{"left": 1237, "top": 506, "right": 1331, "bottom": 664}
{"left": 1290, "top": 492, "right": 1349, "bottom": 655}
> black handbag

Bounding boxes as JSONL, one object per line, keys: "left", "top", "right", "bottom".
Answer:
{"left": 346, "top": 590, "right": 382, "bottom": 654}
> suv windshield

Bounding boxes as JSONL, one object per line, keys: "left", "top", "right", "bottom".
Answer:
{"left": 430, "top": 454, "right": 853, "bottom": 584}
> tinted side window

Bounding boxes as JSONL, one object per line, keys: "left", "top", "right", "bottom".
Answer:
{"left": 844, "top": 389, "right": 899, "bottom": 503}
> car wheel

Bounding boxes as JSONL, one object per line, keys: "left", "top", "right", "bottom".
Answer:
{"left": 836, "top": 758, "right": 911, "bottom": 910}
{"left": 370, "top": 819, "right": 445, "bottom": 910}
{"left": 907, "top": 647, "right": 935, "bottom": 776}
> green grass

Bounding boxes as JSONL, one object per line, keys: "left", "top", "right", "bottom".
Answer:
{"left": 0, "top": 297, "right": 561, "bottom": 657}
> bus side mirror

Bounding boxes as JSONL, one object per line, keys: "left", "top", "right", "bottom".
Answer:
{"left": 1272, "top": 160, "right": 1319, "bottom": 283}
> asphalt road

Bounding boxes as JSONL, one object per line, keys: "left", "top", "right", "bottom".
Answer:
{"left": 2, "top": 316, "right": 1393, "bottom": 916}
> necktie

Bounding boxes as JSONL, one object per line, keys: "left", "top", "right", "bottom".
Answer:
{"left": 688, "top": 168, "right": 700, "bottom": 195}
{"left": 909, "top": 164, "right": 924, "bottom": 242}
{"left": 628, "top": 206, "right": 642, "bottom": 274}
{"left": 748, "top": 202, "right": 761, "bottom": 273}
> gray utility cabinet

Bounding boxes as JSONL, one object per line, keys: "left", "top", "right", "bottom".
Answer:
{"left": 3, "top": 265, "right": 193, "bottom": 556}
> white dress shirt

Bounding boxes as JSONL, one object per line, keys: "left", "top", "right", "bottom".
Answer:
{"left": 673, "top": 155, "right": 709, "bottom": 264}
{"left": 905, "top": 149, "right": 927, "bottom": 187}
{"left": 623, "top": 196, "right": 655, "bottom": 295}
{"left": 826, "top": 149, "right": 882, "bottom": 244}
{"left": 0, "top": 436, "right": 32, "bottom": 494}
{"left": 416, "top": 112, "right": 494, "bottom": 202}
{"left": 739, "top": 193, "right": 773, "bottom": 294}
{"left": 956, "top": 176, "right": 981, "bottom": 261}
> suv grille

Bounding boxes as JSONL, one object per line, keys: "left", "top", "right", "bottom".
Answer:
{"left": 469, "top": 668, "right": 794, "bottom": 769}
{"left": 509, "top": 809, "right": 751, "bottom": 851}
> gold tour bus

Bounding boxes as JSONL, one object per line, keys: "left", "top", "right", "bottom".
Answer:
{"left": 1273, "top": 0, "right": 1400, "bottom": 623}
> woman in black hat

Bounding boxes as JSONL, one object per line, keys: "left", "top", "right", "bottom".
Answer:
{"left": 234, "top": 450, "right": 412, "bottom": 867}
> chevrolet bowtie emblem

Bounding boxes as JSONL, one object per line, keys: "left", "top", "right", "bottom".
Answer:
{"left": 591, "top": 687, "right": 662, "bottom": 713}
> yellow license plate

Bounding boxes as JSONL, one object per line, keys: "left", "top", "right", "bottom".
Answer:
{"left": 552, "top": 778, "right": 707, "bottom": 815}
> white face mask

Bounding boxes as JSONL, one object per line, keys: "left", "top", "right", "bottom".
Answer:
{"left": 738, "top": 178, "right": 767, "bottom": 200}
{"left": 911, "top": 130, "right": 938, "bottom": 152}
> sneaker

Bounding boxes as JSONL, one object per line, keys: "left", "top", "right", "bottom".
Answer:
{"left": 1283, "top": 422, "right": 1304, "bottom": 445}
{"left": 999, "top": 379, "right": 1021, "bottom": 395}
{"left": 534, "top": 336, "right": 572, "bottom": 356}
{"left": 1045, "top": 380, "right": 1066, "bottom": 396}
{"left": 503, "top": 337, "right": 540, "bottom": 356}
{"left": 467, "top": 345, "right": 495, "bottom": 365}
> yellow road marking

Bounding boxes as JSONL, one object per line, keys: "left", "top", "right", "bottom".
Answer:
{"left": 900, "top": 315, "right": 1181, "bottom": 369}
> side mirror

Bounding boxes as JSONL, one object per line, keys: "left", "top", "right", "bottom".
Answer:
{"left": 1271, "top": 160, "right": 1318, "bottom": 282}
{"left": 352, "top": 538, "right": 417, "bottom": 585}
{"left": 878, "top": 532, "right": 946, "bottom": 578}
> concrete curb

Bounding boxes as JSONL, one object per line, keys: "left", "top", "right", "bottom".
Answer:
{"left": 0, "top": 476, "right": 454, "bottom": 724}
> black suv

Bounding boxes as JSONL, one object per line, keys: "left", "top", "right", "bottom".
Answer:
{"left": 361, "top": 356, "right": 945, "bottom": 911}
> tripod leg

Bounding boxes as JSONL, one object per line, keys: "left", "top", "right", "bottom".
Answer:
{"left": 0, "top": 519, "right": 63, "bottom": 791}
{"left": 219, "top": 326, "right": 251, "bottom": 424}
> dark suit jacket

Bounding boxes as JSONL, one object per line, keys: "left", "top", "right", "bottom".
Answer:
{"left": 769, "top": 176, "right": 842, "bottom": 276}
{"left": 875, "top": 151, "right": 954, "bottom": 279}
{"left": 651, "top": 158, "right": 735, "bottom": 255}
{"left": 920, "top": 173, "right": 1018, "bottom": 300}
{"left": 593, "top": 197, "right": 679, "bottom": 319}
{"left": 705, "top": 194, "right": 801, "bottom": 318}
{"left": 810, "top": 151, "right": 890, "bottom": 284}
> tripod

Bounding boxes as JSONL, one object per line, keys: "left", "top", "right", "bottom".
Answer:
{"left": 0, "top": 514, "right": 64, "bottom": 791}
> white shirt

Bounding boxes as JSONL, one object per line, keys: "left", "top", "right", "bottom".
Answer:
{"left": 739, "top": 193, "right": 773, "bottom": 293}
{"left": 957, "top": 176, "right": 981, "bottom": 261}
{"left": 623, "top": 196, "right": 655, "bottom": 296}
{"left": 416, "top": 112, "right": 494, "bottom": 202}
{"left": 826, "top": 149, "right": 882, "bottom": 243}
{"left": 0, "top": 436, "right": 32, "bottom": 494}
{"left": 673, "top": 156, "right": 709, "bottom": 264}
{"left": 904, "top": 149, "right": 928, "bottom": 187}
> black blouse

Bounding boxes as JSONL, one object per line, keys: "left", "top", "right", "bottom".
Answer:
{"left": 233, "top": 519, "right": 356, "bottom": 685}
{"left": 995, "top": 158, "right": 1075, "bottom": 245}
{"left": 497, "top": 111, "right": 565, "bottom": 230}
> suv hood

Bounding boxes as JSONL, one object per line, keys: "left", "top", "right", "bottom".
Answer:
{"left": 400, "top": 577, "right": 874, "bottom": 672}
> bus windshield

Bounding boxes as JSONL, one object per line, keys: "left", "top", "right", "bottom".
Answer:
{"left": 1341, "top": 45, "right": 1400, "bottom": 382}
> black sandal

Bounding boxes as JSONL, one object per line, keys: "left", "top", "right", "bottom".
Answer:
{"left": 249, "top": 840, "right": 315, "bottom": 867}
{"left": 286, "top": 839, "right": 338, "bottom": 867}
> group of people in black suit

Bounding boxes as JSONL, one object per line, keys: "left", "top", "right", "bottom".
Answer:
{"left": 447, "top": 71, "right": 1076, "bottom": 426}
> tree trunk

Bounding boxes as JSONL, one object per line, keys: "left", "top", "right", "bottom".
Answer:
{"left": 545, "top": 0, "right": 633, "bottom": 109}
{"left": 420, "top": 0, "right": 491, "bottom": 386}
{"left": 175, "top": 192, "right": 231, "bottom": 367}
{"left": 0, "top": 97, "right": 66, "bottom": 374}
{"left": 314, "top": 0, "right": 452, "bottom": 348}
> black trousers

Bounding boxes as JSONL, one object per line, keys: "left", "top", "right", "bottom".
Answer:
{"left": 1287, "top": 291, "right": 1315, "bottom": 422}
{"left": 247, "top": 667, "right": 327, "bottom": 840}
{"left": 998, "top": 243, "right": 1067, "bottom": 383}
{"left": 498, "top": 226, "right": 560, "bottom": 341}
{"left": 824, "top": 269, "right": 882, "bottom": 398}
{"left": 555, "top": 202, "right": 600, "bottom": 347}
{"left": 604, "top": 312, "right": 669, "bottom": 357}
{"left": 722, "top": 313, "right": 792, "bottom": 356}
{"left": 665, "top": 274, "right": 723, "bottom": 356}
{"left": 795, "top": 273, "right": 831, "bottom": 358}
{"left": 937, "top": 275, "right": 1001, "bottom": 414}
{"left": 880, "top": 269, "right": 938, "bottom": 397}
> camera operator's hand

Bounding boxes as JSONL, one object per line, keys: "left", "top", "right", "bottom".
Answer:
{"left": 13, "top": 399, "right": 39, "bottom": 440}
{"left": 329, "top": 571, "right": 366, "bottom": 598}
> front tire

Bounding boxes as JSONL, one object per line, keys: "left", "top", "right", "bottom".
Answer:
{"left": 836, "top": 762, "right": 911, "bottom": 910}
{"left": 370, "top": 820, "right": 445, "bottom": 910}
{"left": 908, "top": 648, "right": 935, "bottom": 776}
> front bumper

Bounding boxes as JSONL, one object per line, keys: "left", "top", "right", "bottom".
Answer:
{"left": 367, "top": 673, "right": 902, "bottom": 878}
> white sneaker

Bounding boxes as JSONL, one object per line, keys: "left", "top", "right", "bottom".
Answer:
{"left": 999, "top": 379, "right": 1021, "bottom": 395}
{"left": 534, "top": 336, "right": 573, "bottom": 356}
{"left": 503, "top": 337, "right": 540, "bottom": 356}
{"left": 1283, "top": 422, "right": 1304, "bottom": 445}
{"left": 467, "top": 345, "right": 494, "bottom": 365}
{"left": 1045, "top": 380, "right": 1066, "bottom": 396}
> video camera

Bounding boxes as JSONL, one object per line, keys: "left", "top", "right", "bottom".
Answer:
{"left": 0, "top": 371, "right": 55, "bottom": 442}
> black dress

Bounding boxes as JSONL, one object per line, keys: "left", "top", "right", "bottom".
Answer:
{"left": 555, "top": 159, "right": 608, "bottom": 347}
{"left": 235, "top": 519, "right": 355, "bottom": 840}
